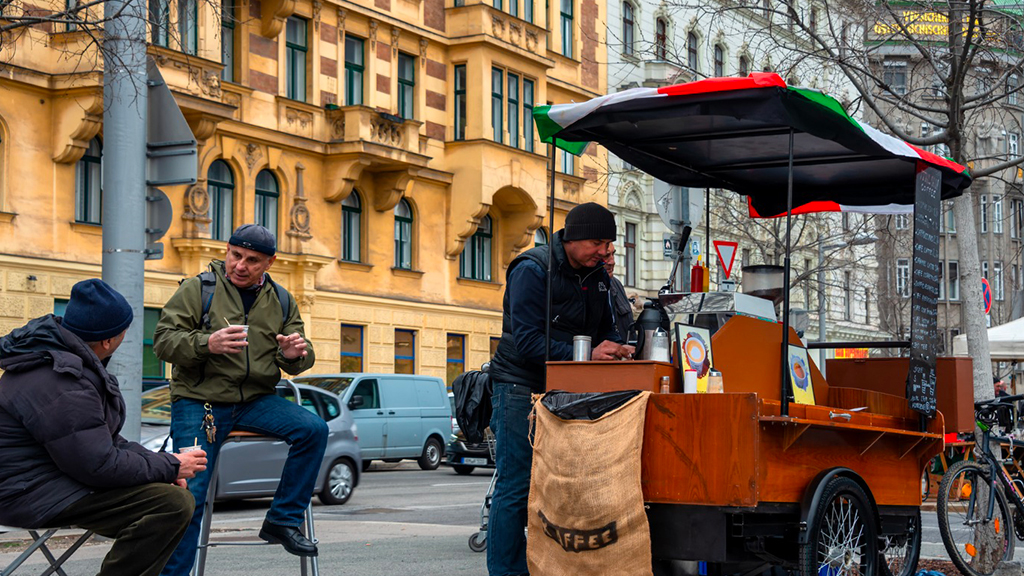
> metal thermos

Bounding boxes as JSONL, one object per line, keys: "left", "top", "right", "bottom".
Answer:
{"left": 635, "top": 299, "right": 670, "bottom": 360}
{"left": 573, "top": 335, "right": 592, "bottom": 361}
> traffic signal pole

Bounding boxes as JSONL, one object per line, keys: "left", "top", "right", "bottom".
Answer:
{"left": 102, "top": 0, "right": 148, "bottom": 441}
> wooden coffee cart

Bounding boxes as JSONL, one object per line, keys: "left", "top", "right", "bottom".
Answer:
{"left": 534, "top": 73, "right": 975, "bottom": 576}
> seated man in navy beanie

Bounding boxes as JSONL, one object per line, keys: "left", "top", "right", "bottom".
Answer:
{"left": 0, "top": 278, "right": 208, "bottom": 576}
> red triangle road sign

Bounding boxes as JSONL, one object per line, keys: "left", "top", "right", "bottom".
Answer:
{"left": 713, "top": 241, "right": 739, "bottom": 279}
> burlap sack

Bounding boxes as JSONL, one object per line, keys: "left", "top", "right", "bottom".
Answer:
{"left": 527, "top": 391, "right": 652, "bottom": 576}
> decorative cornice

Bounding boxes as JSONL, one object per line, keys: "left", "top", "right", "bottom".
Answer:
{"left": 261, "top": 0, "right": 298, "bottom": 38}
{"left": 52, "top": 92, "right": 103, "bottom": 164}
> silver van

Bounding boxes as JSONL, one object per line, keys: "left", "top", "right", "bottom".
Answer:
{"left": 293, "top": 374, "right": 452, "bottom": 471}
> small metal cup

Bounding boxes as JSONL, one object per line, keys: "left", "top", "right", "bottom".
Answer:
{"left": 573, "top": 335, "right": 592, "bottom": 362}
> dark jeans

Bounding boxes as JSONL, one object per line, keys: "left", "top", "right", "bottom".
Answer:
{"left": 45, "top": 483, "right": 194, "bottom": 576}
{"left": 159, "top": 393, "right": 329, "bottom": 576}
{"left": 487, "top": 382, "right": 535, "bottom": 576}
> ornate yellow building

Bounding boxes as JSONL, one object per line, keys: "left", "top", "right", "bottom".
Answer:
{"left": 0, "top": 0, "right": 607, "bottom": 385}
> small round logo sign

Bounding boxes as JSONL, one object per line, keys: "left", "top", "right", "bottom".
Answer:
{"left": 982, "top": 278, "right": 992, "bottom": 315}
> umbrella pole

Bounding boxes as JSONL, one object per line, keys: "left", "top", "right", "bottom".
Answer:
{"left": 546, "top": 144, "right": 556, "bottom": 363}
{"left": 780, "top": 130, "right": 795, "bottom": 417}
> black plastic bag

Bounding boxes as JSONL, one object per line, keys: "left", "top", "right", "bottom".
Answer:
{"left": 540, "top": 390, "right": 642, "bottom": 421}
{"left": 452, "top": 370, "right": 492, "bottom": 444}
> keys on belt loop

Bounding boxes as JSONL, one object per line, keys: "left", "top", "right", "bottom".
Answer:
{"left": 201, "top": 403, "right": 217, "bottom": 444}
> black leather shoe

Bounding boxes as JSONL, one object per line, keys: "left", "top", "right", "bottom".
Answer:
{"left": 258, "top": 520, "right": 318, "bottom": 557}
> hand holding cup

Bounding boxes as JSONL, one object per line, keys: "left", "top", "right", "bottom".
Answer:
{"left": 208, "top": 325, "right": 248, "bottom": 354}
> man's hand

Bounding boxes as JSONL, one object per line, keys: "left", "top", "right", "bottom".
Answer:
{"left": 174, "top": 450, "right": 208, "bottom": 480}
{"left": 591, "top": 340, "right": 635, "bottom": 361}
{"left": 208, "top": 326, "right": 248, "bottom": 354}
{"left": 277, "top": 333, "right": 308, "bottom": 360}
{"left": 174, "top": 479, "right": 188, "bottom": 489}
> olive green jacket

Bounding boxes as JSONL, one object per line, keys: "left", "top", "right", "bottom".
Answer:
{"left": 153, "top": 261, "right": 316, "bottom": 403}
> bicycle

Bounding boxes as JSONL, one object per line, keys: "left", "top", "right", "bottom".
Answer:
{"left": 937, "top": 394, "right": 1024, "bottom": 576}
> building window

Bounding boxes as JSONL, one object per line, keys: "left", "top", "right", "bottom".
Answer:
{"left": 178, "top": 0, "right": 197, "bottom": 55}
{"left": 254, "top": 170, "right": 279, "bottom": 234}
{"left": 394, "top": 329, "right": 416, "bottom": 374}
{"left": 492, "top": 68, "right": 504, "bottom": 144}
{"left": 713, "top": 45, "right": 724, "bottom": 77}
{"left": 995, "top": 196, "right": 1004, "bottom": 234}
{"left": 946, "top": 203, "right": 958, "bottom": 234}
{"left": 523, "top": 79, "right": 535, "bottom": 152}
{"left": 207, "top": 160, "right": 234, "bottom": 241}
{"left": 286, "top": 17, "right": 307, "bottom": 101}
{"left": 625, "top": 222, "right": 637, "bottom": 287}
{"left": 1014, "top": 199, "right": 1024, "bottom": 239}
{"left": 1010, "top": 133, "right": 1020, "bottom": 159}
{"left": 508, "top": 73, "right": 519, "bottom": 148}
{"left": 864, "top": 289, "right": 871, "bottom": 324}
{"left": 149, "top": 0, "right": 169, "bottom": 47}
{"left": 454, "top": 65, "right": 467, "bottom": 141}
{"left": 534, "top": 227, "right": 548, "bottom": 247}
{"left": 220, "top": 1, "right": 235, "bottom": 82}
{"left": 1015, "top": 264, "right": 1020, "bottom": 292}
{"left": 939, "top": 260, "right": 945, "bottom": 300}
{"left": 622, "top": 1, "right": 635, "bottom": 56}
{"left": 396, "top": 53, "right": 415, "bottom": 119}
{"left": 883, "top": 60, "right": 907, "bottom": 95}
{"left": 446, "top": 334, "right": 466, "bottom": 389}
{"left": 996, "top": 261, "right": 1005, "bottom": 300}
{"left": 65, "top": 0, "right": 78, "bottom": 31}
{"left": 560, "top": 0, "right": 573, "bottom": 57}
{"left": 894, "top": 214, "right": 909, "bottom": 230}
{"left": 524, "top": 0, "right": 533, "bottom": 22}
{"left": 75, "top": 137, "right": 102, "bottom": 224}
{"left": 843, "top": 271, "right": 851, "bottom": 320}
{"left": 509, "top": 0, "right": 519, "bottom": 17}
{"left": 655, "top": 18, "right": 667, "bottom": 60}
{"left": 896, "top": 258, "right": 910, "bottom": 298}
{"left": 981, "top": 194, "right": 989, "bottom": 233}
{"left": 342, "top": 192, "right": 362, "bottom": 262}
{"left": 560, "top": 149, "right": 574, "bottom": 174}
{"left": 460, "top": 214, "right": 493, "bottom": 281}
{"left": 687, "top": 32, "right": 698, "bottom": 71}
{"left": 142, "top": 308, "right": 165, "bottom": 379}
{"left": 345, "top": 36, "right": 364, "bottom": 105}
{"left": 739, "top": 55, "right": 749, "bottom": 77}
{"left": 983, "top": 261, "right": 989, "bottom": 285}
{"left": 394, "top": 198, "right": 413, "bottom": 270}
{"left": 1009, "top": 74, "right": 1019, "bottom": 106}
{"left": 340, "top": 324, "right": 364, "bottom": 372}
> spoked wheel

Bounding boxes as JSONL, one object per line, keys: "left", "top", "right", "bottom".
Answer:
{"left": 800, "top": 477, "right": 878, "bottom": 576}
{"left": 879, "top": 510, "right": 921, "bottom": 576}
{"left": 937, "top": 461, "right": 1015, "bottom": 576}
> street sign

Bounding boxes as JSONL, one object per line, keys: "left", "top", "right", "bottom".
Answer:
{"left": 690, "top": 238, "right": 701, "bottom": 257}
{"left": 146, "top": 58, "right": 197, "bottom": 187}
{"left": 982, "top": 277, "right": 992, "bottom": 315}
{"left": 713, "top": 241, "right": 739, "bottom": 279}
{"left": 662, "top": 233, "right": 681, "bottom": 260}
{"left": 145, "top": 187, "right": 173, "bottom": 260}
{"left": 654, "top": 180, "right": 705, "bottom": 233}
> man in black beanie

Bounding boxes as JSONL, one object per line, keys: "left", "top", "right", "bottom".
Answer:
{"left": 0, "top": 278, "right": 207, "bottom": 576}
{"left": 487, "top": 202, "right": 634, "bottom": 576}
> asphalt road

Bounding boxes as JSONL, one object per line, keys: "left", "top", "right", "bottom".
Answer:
{"left": 1, "top": 461, "right": 495, "bottom": 575}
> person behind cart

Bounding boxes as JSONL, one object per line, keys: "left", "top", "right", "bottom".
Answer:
{"left": 603, "top": 244, "right": 636, "bottom": 341}
{"left": 487, "top": 202, "right": 634, "bottom": 576}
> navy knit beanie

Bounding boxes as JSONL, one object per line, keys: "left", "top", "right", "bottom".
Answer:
{"left": 229, "top": 223, "right": 277, "bottom": 256}
{"left": 63, "top": 279, "right": 134, "bottom": 342}
{"left": 563, "top": 202, "right": 616, "bottom": 241}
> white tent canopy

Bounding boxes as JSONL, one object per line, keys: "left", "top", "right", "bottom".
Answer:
{"left": 953, "top": 316, "right": 1024, "bottom": 360}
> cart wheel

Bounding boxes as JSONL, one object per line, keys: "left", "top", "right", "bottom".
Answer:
{"left": 468, "top": 532, "right": 487, "bottom": 553}
{"left": 800, "top": 476, "right": 878, "bottom": 576}
{"left": 879, "top": 510, "right": 921, "bottom": 576}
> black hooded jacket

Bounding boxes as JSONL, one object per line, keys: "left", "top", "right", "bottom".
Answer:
{"left": 489, "top": 230, "right": 620, "bottom": 391}
{"left": 0, "top": 315, "right": 180, "bottom": 529}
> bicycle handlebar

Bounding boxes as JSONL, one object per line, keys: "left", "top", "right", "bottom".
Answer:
{"left": 975, "top": 394, "right": 1024, "bottom": 408}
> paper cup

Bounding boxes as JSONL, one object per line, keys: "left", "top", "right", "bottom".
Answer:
{"left": 683, "top": 370, "right": 698, "bottom": 393}
{"left": 230, "top": 324, "right": 249, "bottom": 342}
{"left": 179, "top": 444, "right": 202, "bottom": 454}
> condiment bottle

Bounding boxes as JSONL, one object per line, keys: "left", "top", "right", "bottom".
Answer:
{"left": 660, "top": 376, "right": 670, "bottom": 394}
{"left": 650, "top": 328, "right": 671, "bottom": 362}
{"left": 702, "top": 260, "right": 710, "bottom": 292}
{"left": 690, "top": 257, "right": 705, "bottom": 293}
{"left": 708, "top": 369, "right": 723, "bottom": 393}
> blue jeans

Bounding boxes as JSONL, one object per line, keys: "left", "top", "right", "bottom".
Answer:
{"left": 159, "top": 393, "right": 328, "bottom": 576}
{"left": 487, "top": 382, "right": 535, "bottom": 576}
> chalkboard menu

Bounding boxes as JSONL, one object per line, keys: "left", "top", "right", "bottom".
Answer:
{"left": 907, "top": 165, "right": 941, "bottom": 417}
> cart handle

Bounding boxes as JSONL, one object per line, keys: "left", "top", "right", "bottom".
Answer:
{"left": 829, "top": 411, "right": 852, "bottom": 421}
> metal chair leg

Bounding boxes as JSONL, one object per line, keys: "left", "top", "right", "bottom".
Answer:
{"left": 1, "top": 529, "right": 58, "bottom": 576}
{"left": 193, "top": 468, "right": 218, "bottom": 576}
{"left": 38, "top": 530, "right": 92, "bottom": 576}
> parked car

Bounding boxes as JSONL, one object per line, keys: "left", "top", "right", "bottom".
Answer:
{"left": 140, "top": 380, "right": 361, "bottom": 505}
{"left": 292, "top": 373, "right": 451, "bottom": 471}
{"left": 444, "top": 431, "right": 495, "bottom": 475}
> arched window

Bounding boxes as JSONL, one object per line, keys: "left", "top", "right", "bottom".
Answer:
{"left": 534, "top": 227, "right": 548, "bottom": 247}
{"left": 714, "top": 45, "right": 724, "bottom": 77}
{"left": 394, "top": 198, "right": 413, "bottom": 269}
{"left": 342, "top": 191, "right": 362, "bottom": 262}
{"left": 75, "top": 137, "right": 102, "bottom": 224}
{"left": 254, "top": 170, "right": 279, "bottom": 234}
{"left": 687, "top": 32, "right": 698, "bottom": 72}
{"left": 739, "top": 55, "right": 749, "bottom": 77}
{"left": 622, "top": 2, "right": 635, "bottom": 56}
{"left": 655, "top": 18, "right": 667, "bottom": 60}
{"left": 460, "top": 214, "right": 492, "bottom": 281}
{"left": 207, "top": 160, "right": 234, "bottom": 241}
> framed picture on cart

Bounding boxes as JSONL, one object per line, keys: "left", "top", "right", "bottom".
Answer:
{"left": 674, "top": 323, "right": 713, "bottom": 393}
{"left": 788, "top": 344, "right": 815, "bottom": 405}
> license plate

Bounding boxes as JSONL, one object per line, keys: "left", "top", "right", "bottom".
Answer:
{"left": 463, "top": 457, "right": 487, "bottom": 466}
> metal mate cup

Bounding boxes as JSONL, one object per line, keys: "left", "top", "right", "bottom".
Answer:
{"left": 573, "top": 335, "right": 592, "bottom": 362}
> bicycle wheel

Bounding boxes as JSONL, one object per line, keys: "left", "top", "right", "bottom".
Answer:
{"left": 879, "top": 509, "right": 921, "bottom": 576}
{"left": 937, "top": 460, "right": 1015, "bottom": 576}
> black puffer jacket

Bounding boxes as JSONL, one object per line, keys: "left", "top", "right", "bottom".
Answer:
{"left": 0, "top": 315, "right": 180, "bottom": 529}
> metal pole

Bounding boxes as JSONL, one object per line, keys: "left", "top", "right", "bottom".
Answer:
{"left": 546, "top": 144, "right": 556, "bottom": 363}
{"left": 705, "top": 187, "right": 711, "bottom": 272}
{"left": 817, "top": 230, "right": 827, "bottom": 377}
{"left": 102, "top": 0, "right": 148, "bottom": 441}
{"left": 780, "top": 130, "right": 795, "bottom": 418}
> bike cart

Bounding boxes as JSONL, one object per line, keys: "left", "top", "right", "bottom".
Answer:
{"left": 532, "top": 73, "right": 977, "bottom": 576}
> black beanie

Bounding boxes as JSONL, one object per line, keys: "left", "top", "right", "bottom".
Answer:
{"left": 229, "top": 223, "right": 277, "bottom": 256}
{"left": 63, "top": 279, "right": 134, "bottom": 342}
{"left": 563, "top": 202, "right": 616, "bottom": 241}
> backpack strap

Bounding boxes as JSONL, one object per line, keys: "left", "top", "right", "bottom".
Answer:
{"left": 198, "top": 271, "right": 217, "bottom": 330}
{"left": 267, "top": 276, "right": 292, "bottom": 332}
